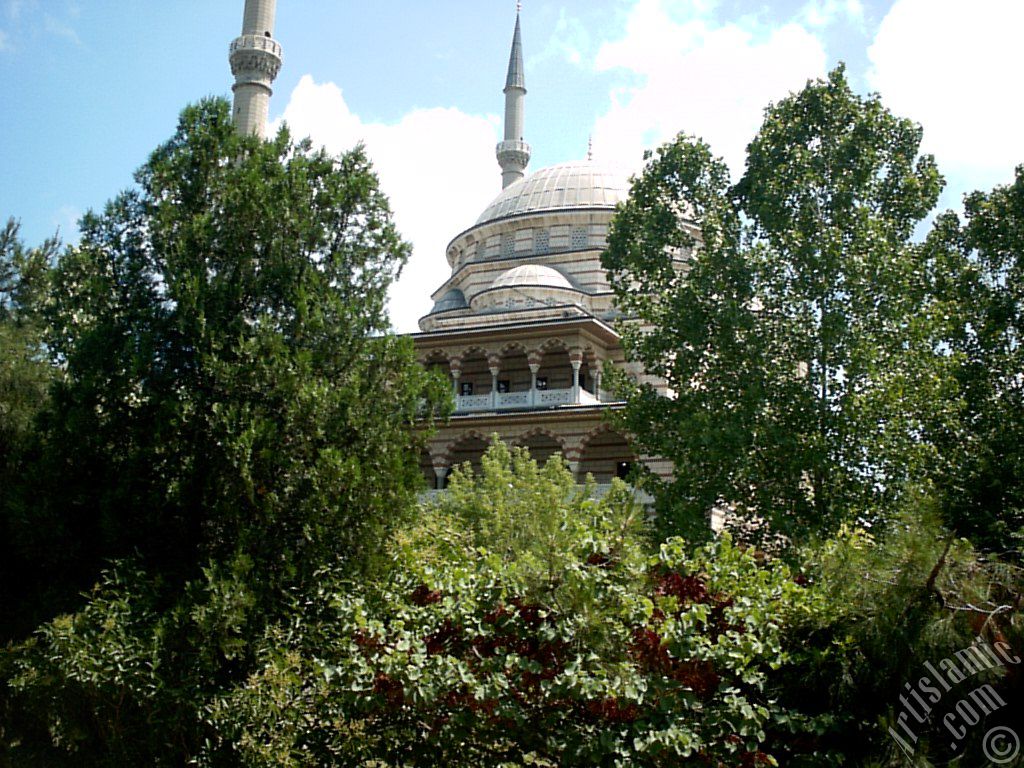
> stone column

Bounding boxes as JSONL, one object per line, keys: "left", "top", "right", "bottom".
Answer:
{"left": 570, "top": 351, "right": 583, "bottom": 404}
{"left": 488, "top": 354, "right": 502, "bottom": 409}
{"left": 528, "top": 355, "right": 541, "bottom": 407}
{"left": 449, "top": 360, "right": 463, "bottom": 407}
{"left": 433, "top": 463, "right": 449, "bottom": 491}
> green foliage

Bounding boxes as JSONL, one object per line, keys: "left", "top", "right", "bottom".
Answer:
{"left": 0, "top": 217, "right": 58, "bottom": 636}
{"left": 926, "top": 166, "right": 1024, "bottom": 551}
{"left": 604, "top": 66, "right": 952, "bottom": 540}
{"left": 1, "top": 97, "right": 448, "bottom": 764}
{"left": 776, "top": 498, "right": 1023, "bottom": 766}
{"left": 6, "top": 97, "right": 448, "bottom": 632}
{"left": 207, "top": 443, "right": 834, "bottom": 767}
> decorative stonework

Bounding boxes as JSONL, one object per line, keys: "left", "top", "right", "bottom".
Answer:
{"left": 229, "top": 36, "right": 283, "bottom": 82}
{"left": 229, "top": 1, "right": 283, "bottom": 138}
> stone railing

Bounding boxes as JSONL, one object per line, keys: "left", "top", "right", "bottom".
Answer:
{"left": 454, "top": 387, "right": 601, "bottom": 413}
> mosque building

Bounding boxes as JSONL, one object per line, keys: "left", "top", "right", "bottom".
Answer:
{"left": 228, "top": 0, "right": 674, "bottom": 491}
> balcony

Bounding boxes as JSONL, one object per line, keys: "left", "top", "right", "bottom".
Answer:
{"left": 455, "top": 386, "right": 601, "bottom": 413}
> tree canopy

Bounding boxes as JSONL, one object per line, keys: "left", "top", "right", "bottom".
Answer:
{"left": 604, "top": 66, "right": 952, "bottom": 539}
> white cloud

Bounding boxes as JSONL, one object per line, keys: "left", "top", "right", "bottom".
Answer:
{"left": 271, "top": 75, "right": 500, "bottom": 333}
{"left": 532, "top": 8, "right": 590, "bottom": 68}
{"left": 0, "top": 28, "right": 9, "bottom": 50}
{"left": 867, "top": 0, "right": 1024, "bottom": 201}
{"left": 799, "top": 0, "right": 864, "bottom": 29}
{"left": 591, "top": 0, "right": 828, "bottom": 175}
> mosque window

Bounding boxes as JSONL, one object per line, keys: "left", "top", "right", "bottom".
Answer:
{"left": 534, "top": 228, "right": 550, "bottom": 255}
{"left": 501, "top": 232, "right": 516, "bottom": 258}
{"left": 570, "top": 226, "right": 589, "bottom": 250}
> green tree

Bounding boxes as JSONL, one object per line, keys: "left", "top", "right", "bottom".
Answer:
{"left": 203, "top": 442, "right": 837, "bottom": 767}
{"left": 27, "top": 97, "right": 446, "bottom": 609}
{"left": 927, "top": 167, "right": 1024, "bottom": 552}
{"left": 0, "top": 218, "right": 58, "bottom": 634}
{"left": 603, "top": 66, "right": 949, "bottom": 538}
{"left": 2, "top": 97, "right": 447, "bottom": 764}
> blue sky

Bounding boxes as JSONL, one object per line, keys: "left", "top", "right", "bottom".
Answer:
{"left": 2, "top": 0, "right": 1022, "bottom": 331}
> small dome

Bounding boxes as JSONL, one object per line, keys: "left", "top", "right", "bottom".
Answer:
{"left": 492, "top": 264, "right": 574, "bottom": 290}
{"left": 429, "top": 288, "right": 468, "bottom": 314}
{"left": 476, "top": 160, "right": 629, "bottom": 225}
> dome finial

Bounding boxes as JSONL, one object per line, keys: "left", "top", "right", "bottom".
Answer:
{"left": 587, "top": 135, "right": 593, "bottom": 161}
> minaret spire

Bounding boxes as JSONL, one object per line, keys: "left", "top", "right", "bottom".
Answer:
{"left": 496, "top": 7, "right": 531, "bottom": 188}
{"left": 229, "top": 0, "right": 283, "bottom": 138}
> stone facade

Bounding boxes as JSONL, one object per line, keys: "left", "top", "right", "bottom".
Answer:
{"left": 410, "top": 13, "right": 690, "bottom": 491}
{"left": 413, "top": 159, "right": 680, "bottom": 488}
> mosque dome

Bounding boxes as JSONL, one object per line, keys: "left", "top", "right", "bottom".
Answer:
{"left": 475, "top": 160, "right": 629, "bottom": 226}
{"left": 469, "top": 263, "right": 588, "bottom": 314}
{"left": 492, "top": 264, "right": 574, "bottom": 290}
{"left": 428, "top": 288, "right": 468, "bottom": 315}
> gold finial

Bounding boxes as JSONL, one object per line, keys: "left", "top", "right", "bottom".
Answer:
{"left": 587, "top": 135, "right": 593, "bottom": 161}
{"left": 517, "top": 1, "right": 522, "bottom": 13}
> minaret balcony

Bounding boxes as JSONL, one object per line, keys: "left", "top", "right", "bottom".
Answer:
{"left": 230, "top": 33, "right": 283, "bottom": 58}
{"left": 455, "top": 386, "right": 601, "bottom": 414}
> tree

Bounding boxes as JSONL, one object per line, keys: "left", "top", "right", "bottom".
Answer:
{"left": 0, "top": 218, "right": 58, "bottom": 635}
{"left": 201, "top": 442, "right": 837, "bottom": 767}
{"left": 927, "top": 167, "right": 1024, "bottom": 552}
{"left": 603, "top": 66, "right": 949, "bottom": 538}
{"left": 22, "top": 98, "right": 446, "bottom": 608}
{"left": 2, "top": 97, "right": 447, "bottom": 763}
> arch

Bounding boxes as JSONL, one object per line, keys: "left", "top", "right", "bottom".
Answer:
{"left": 458, "top": 344, "right": 493, "bottom": 362}
{"left": 535, "top": 339, "right": 572, "bottom": 392}
{"left": 513, "top": 427, "right": 566, "bottom": 467}
{"left": 444, "top": 430, "right": 494, "bottom": 477}
{"left": 537, "top": 337, "right": 570, "bottom": 355}
{"left": 420, "top": 348, "right": 450, "bottom": 366}
{"left": 456, "top": 348, "right": 492, "bottom": 398}
{"left": 499, "top": 340, "right": 530, "bottom": 358}
{"left": 578, "top": 426, "right": 637, "bottom": 484}
{"left": 497, "top": 344, "right": 531, "bottom": 395}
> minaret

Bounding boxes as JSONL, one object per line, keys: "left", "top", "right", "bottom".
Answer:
{"left": 496, "top": 9, "right": 531, "bottom": 188}
{"left": 229, "top": 0, "right": 283, "bottom": 138}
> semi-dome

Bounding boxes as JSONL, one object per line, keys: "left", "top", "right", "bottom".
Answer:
{"left": 476, "top": 160, "right": 629, "bottom": 226}
{"left": 429, "top": 288, "right": 468, "bottom": 315}
{"left": 492, "top": 264, "right": 574, "bottom": 290}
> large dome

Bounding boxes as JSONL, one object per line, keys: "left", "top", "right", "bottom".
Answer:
{"left": 476, "top": 160, "right": 629, "bottom": 225}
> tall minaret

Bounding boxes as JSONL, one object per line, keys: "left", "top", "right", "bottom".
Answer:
{"left": 496, "top": 9, "right": 531, "bottom": 188}
{"left": 229, "top": 0, "right": 283, "bottom": 138}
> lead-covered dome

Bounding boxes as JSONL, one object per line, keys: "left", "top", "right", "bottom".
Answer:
{"left": 492, "top": 264, "right": 574, "bottom": 290}
{"left": 476, "top": 160, "right": 629, "bottom": 226}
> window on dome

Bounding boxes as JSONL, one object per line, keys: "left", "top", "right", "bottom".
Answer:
{"left": 501, "top": 232, "right": 516, "bottom": 258}
{"left": 570, "top": 226, "right": 589, "bottom": 250}
{"left": 534, "top": 228, "right": 550, "bottom": 255}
